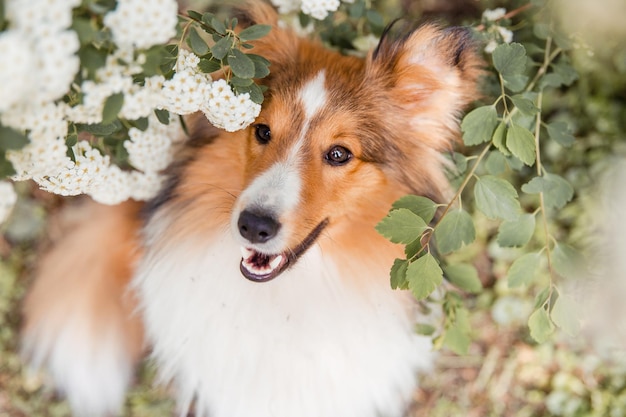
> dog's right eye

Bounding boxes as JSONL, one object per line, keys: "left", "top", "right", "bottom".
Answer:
{"left": 254, "top": 124, "right": 271, "bottom": 145}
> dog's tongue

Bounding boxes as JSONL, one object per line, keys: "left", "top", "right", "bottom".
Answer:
{"left": 240, "top": 247, "right": 286, "bottom": 282}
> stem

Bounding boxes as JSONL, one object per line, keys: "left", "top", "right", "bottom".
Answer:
{"left": 525, "top": 38, "right": 561, "bottom": 93}
{"left": 532, "top": 36, "right": 560, "bottom": 301}
{"left": 177, "top": 19, "right": 195, "bottom": 72}
{"left": 499, "top": 75, "right": 510, "bottom": 115}
{"left": 436, "top": 143, "right": 491, "bottom": 226}
{"left": 409, "top": 143, "right": 491, "bottom": 262}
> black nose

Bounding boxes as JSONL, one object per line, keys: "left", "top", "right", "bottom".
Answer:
{"left": 238, "top": 210, "right": 280, "bottom": 244}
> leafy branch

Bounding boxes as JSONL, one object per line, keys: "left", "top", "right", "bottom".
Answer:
{"left": 377, "top": 2, "right": 582, "bottom": 352}
{"left": 182, "top": 11, "right": 272, "bottom": 104}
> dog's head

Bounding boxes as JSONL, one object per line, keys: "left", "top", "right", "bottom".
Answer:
{"left": 150, "top": 3, "right": 482, "bottom": 282}
{"left": 225, "top": 3, "right": 482, "bottom": 282}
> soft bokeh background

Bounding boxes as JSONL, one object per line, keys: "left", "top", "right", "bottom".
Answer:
{"left": 1, "top": 0, "right": 626, "bottom": 416}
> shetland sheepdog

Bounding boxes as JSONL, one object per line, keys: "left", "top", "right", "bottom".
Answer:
{"left": 21, "top": 3, "right": 481, "bottom": 416}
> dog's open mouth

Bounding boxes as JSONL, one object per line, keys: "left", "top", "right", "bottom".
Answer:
{"left": 239, "top": 219, "right": 329, "bottom": 282}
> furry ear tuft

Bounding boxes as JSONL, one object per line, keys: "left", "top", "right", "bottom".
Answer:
{"left": 367, "top": 23, "right": 483, "bottom": 151}
{"left": 234, "top": 0, "right": 279, "bottom": 28}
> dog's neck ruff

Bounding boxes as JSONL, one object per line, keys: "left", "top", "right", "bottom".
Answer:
{"left": 133, "top": 227, "right": 434, "bottom": 417}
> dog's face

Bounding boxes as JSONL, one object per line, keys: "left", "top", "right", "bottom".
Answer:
{"left": 227, "top": 15, "right": 482, "bottom": 282}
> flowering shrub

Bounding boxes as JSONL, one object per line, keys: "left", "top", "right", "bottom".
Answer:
{"left": 0, "top": 0, "right": 276, "bottom": 214}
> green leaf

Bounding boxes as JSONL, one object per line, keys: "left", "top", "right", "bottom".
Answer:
{"left": 547, "top": 121, "right": 575, "bottom": 147}
{"left": 71, "top": 17, "right": 97, "bottom": 45}
{"left": 365, "top": 10, "right": 384, "bottom": 28}
{"left": 101, "top": 92, "right": 124, "bottom": 125}
{"left": 452, "top": 152, "right": 468, "bottom": 174}
{"left": 493, "top": 42, "right": 527, "bottom": 76}
{"left": 406, "top": 253, "right": 443, "bottom": 300}
{"left": 552, "top": 60, "right": 578, "bottom": 86}
{"left": 444, "top": 263, "right": 482, "bottom": 293}
{"left": 0, "top": 126, "right": 28, "bottom": 151}
{"left": 78, "top": 45, "right": 107, "bottom": 79}
{"left": 474, "top": 175, "right": 521, "bottom": 221}
{"left": 511, "top": 94, "right": 540, "bottom": 116}
{"left": 443, "top": 324, "right": 471, "bottom": 355}
{"left": 201, "top": 12, "right": 216, "bottom": 27}
{"left": 540, "top": 73, "right": 566, "bottom": 89}
{"left": 0, "top": 152, "right": 16, "bottom": 177}
{"left": 485, "top": 150, "right": 507, "bottom": 175}
{"left": 528, "top": 308, "right": 554, "bottom": 343}
{"left": 502, "top": 74, "right": 529, "bottom": 92}
{"left": 130, "top": 117, "right": 149, "bottom": 131}
{"left": 234, "top": 83, "right": 264, "bottom": 104}
{"left": 403, "top": 236, "right": 425, "bottom": 259}
{"left": 434, "top": 209, "right": 475, "bottom": 254}
{"left": 238, "top": 24, "right": 272, "bottom": 42}
{"left": 507, "top": 252, "right": 541, "bottom": 288}
{"left": 390, "top": 258, "right": 409, "bottom": 290}
{"left": 211, "top": 17, "right": 226, "bottom": 35}
{"left": 376, "top": 208, "right": 428, "bottom": 244}
{"left": 349, "top": 0, "right": 365, "bottom": 18}
{"left": 533, "top": 23, "right": 550, "bottom": 40}
{"left": 461, "top": 105, "right": 498, "bottom": 146}
{"left": 186, "top": 10, "right": 203, "bottom": 20}
{"left": 198, "top": 58, "right": 222, "bottom": 73}
{"left": 497, "top": 213, "right": 536, "bottom": 247}
{"left": 159, "top": 44, "right": 178, "bottom": 75}
{"left": 521, "top": 174, "right": 574, "bottom": 209}
{"left": 154, "top": 109, "right": 170, "bottom": 125}
{"left": 506, "top": 123, "right": 536, "bottom": 166}
{"left": 230, "top": 76, "right": 254, "bottom": 87}
{"left": 210, "top": 36, "right": 232, "bottom": 60}
{"left": 415, "top": 323, "right": 436, "bottom": 336}
{"left": 492, "top": 122, "right": 510, "bottom": 156}
{"left": 391, "top": 195, "right": 437, "bottom": 224}
{"left": 189, "top": 27, "right": 209, "bottom": 56}
{"left": 552, "top": 243, "right": 581, "bottom": 279}
{"left": 227, "top": 49, "right": 255, "bottom": 79}
{"left": 534, "top": 286, "right": 551, "bottom": 309}
{"left": 248, "top": 53, "right": 271, "bottom": 78}
{"left": 76, "top": 120, "right": 122, "bottom": 136}
{"left": 551, "top": 295, "right": 580, "bottom": 336}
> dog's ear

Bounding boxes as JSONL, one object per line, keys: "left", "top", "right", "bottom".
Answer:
{"left": 366, "top": 24, "right": 483, "bottom": 152}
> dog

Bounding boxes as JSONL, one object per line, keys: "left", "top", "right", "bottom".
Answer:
{"left": 21, "top": 3, "right": 481, "bottom": 416}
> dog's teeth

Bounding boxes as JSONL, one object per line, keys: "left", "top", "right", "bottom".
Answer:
{"left": 269, "top": 255, "right": 283, "bottom": 270}
{"left": 240, "top": 247, "right": 253, "bottom": 259}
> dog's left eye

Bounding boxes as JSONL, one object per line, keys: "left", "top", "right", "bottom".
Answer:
{"left": 254, "top": 124, "right": 272, "bottom": 145}
{"left": 324, "top": 145, "right": 352, "bottom": 166}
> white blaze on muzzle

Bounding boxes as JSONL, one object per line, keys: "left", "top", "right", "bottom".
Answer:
{"left": 232, "top": 70, "right": 329, "bottom": 281}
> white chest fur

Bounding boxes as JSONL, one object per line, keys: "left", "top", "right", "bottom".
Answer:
{"left": 134, "top": 231, "right": 433, "bottom": 417}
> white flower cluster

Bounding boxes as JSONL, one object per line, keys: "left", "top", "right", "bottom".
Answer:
{"left": 203, "top": 80, "right": 261, "bottom": 132}
{"left": 66, "top": 49, "right": 166, "bottom": 124}
{"left": 124, "top": 114, "right": 183, "bottom": 173}
{"left": 0, "top": 0, "right": 264, "bottom": 215}
{"left": 103, "top": 0, "right": 178, "bottom": 50}
{"left": 0, "top": 0, "right": 80, "bottom": 111}
{"left": 482, "top": 8, "right": 514, "bottom": 54}
{"left": 160, "top": 50, "right": 213, "bottom": 115}
{"left": 0, "top": 181, "right": 17, "bottom": 225}
{"left": 483, "top": 8, "right": 507, "bottom": 22}
{"left": 270, "top": 0, "right": 353, "bottom": 20}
